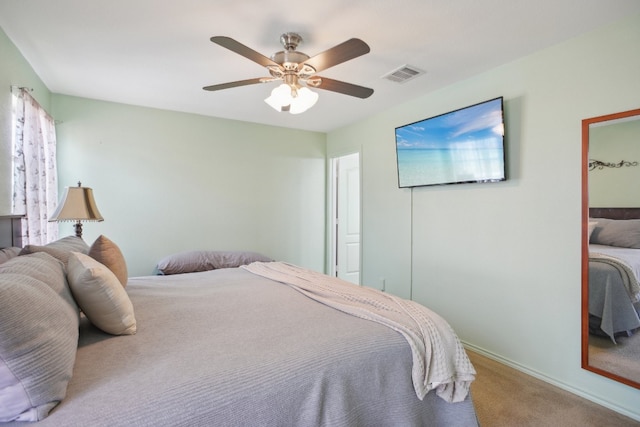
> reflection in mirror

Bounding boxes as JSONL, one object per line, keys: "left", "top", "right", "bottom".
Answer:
{"left": 582, "top": 108, "right": 640, "bottom": 389}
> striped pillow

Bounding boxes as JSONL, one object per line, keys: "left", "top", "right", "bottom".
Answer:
{"left": 0, "top": 247, "right": 20, "bottom": 265}
{"left": 19, "top": 235, "right": 90, "bottom": 265}
{"left": 0, "top": 254, "right": 79, "bottom": 422}
{"left": 67, "top": 252, "right": 136, "bottom": 335}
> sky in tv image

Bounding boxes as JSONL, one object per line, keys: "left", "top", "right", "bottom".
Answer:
{"left": 395, "top": 98, "right": 505, "bottom": 187}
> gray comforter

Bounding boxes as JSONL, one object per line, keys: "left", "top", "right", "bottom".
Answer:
{"left": 242, "top": 261, "right": 476, "bottom": 403}
{"left": 7, "top": 267, "right": 478, "bottom": 426}
{"left": 589, "top": 244, "right": 640, "bottom": 342}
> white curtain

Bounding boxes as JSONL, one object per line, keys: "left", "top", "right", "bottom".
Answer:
{"left": 12, "top": 88, "right": 59, "bottom": 245}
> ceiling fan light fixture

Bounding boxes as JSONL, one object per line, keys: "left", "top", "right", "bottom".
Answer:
{"left": 264, "top": 83, "right": 318, "bottom": 114}
{"left": 289, "top": 86, "right": 318, "bottom": 114}
{"left": 265, "top": 83, "right": 292, "bottom": 111}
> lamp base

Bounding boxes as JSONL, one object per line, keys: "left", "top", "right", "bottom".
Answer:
{"left": 73, "top": 221, "right": 83, "bottom": 239}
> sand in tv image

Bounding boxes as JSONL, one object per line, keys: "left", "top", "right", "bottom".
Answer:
{"left": 395, "top": 97, "right": 506, "bottom": 188}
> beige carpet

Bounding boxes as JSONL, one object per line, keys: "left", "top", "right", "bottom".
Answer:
{"left": 588, "top": 331, "right": 640, "bottom": 384}
{"left": 467, "top": 350, "right": 640, "bottom": 426}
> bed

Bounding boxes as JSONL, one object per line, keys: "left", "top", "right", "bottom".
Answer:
{"left": 588, "top": 208, "right": 640, "bottom": 342}
{"left": 0, "top": 236, "right": 478, "bottom": 426}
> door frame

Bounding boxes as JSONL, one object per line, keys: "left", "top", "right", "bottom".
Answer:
{"left": 328, "top": 151, "right": 361, "bottom": 282}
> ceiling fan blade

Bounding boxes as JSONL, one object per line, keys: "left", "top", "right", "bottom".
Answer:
{"left": 203, "top": 77, "right": 270, "bottom": 91}
{"left": 302, "top": 38, "right": 370, "bottom": 73}
{"left": 312, "top": 77, "right": 374, "bottom": 99}
{"left": 210, "top": 36, "right": 281, "bottom": 69}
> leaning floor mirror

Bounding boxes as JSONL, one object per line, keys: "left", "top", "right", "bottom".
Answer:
{"left": 582, "top": 107, "right": 640, "bottom": 389}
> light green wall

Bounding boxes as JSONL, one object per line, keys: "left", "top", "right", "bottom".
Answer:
{"left": 327, "top": 13, "right": 640, "bottom": 421}
{"left": 0, "top": 27, "right": 51, "bottom": 215}
{"left": 50, "top": 95, "right": 326, "bottom": 276}
{"left": 589, "top": 118, "right": 640, "bottom": 207}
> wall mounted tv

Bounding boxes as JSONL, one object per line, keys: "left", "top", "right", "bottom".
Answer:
{"left": 395, "top": 96, "right": 506, "bottom": 188}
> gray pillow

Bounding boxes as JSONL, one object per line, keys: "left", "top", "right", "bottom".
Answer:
{"left": 19, "top": 235, "right": 90, "bottom": 265}
{"left": 157, "top": 250, "right": 273, "bottom": 275}
{"left": 0, "top": 254, "right": 79, "bottom": 422}
{"left": 0, "top": 252, "right": 79, "bottom": 314}
{"left": 589, "top": 218, "right": 640, "bottom": 249}
{"left": 0, "top": 247, "right": 20, "bottom": 265}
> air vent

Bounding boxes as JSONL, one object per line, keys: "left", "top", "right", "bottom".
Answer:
{"left": 381, "top": 65, "right": 426, "bottom": 83}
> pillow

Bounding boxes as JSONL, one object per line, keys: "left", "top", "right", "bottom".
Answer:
{"left": 589, "top": 218, "right": 640, "bottom": 249}
{"left": 156, "top": 250, "right": 273, "bottom": 275}
{"left": 0, "top": 269, "right": 79, "bottom": 421}
{"left": 67, "top": 252, "right": 136, "bottom": 335}
{"left": 588, "top": 221, "right": 598, "bottom": 241}
{"left": 89, "top": 235, "right": 128, "bottom": 287}
{"left": 0, "top": 247, "right": 21, "bottom": 265}
{"left": 20, "top": 235, "right": 90, "bottom": 265}
{"left": 0, "top": 252, "right": 79, "bottom": 314}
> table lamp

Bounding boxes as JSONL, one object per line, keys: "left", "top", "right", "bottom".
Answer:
{"left": 49, "top": 182, "right": 103, "bottom": 239}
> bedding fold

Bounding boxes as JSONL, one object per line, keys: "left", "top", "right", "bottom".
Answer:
{"left": 241, "top": 261, "right": 475, "bottom": 403}
{"left": 589, "top": 252, "right": 640, "bottom": 303}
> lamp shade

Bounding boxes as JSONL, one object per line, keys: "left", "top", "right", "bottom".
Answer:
{"left": 49, "top": 185, "right": 103, "bottom": 222}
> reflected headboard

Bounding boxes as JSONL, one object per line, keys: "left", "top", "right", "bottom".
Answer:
{"left": 589, "top": 207, "right": 640, "bottom": 220}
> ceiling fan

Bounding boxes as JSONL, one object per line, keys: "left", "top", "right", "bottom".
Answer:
{"left": 203, "top": 32, "right": 374, "bottom": 114}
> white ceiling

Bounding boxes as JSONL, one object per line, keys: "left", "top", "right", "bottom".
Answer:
{"left": 1, "top": 1, "right": 639, "bottom": 133}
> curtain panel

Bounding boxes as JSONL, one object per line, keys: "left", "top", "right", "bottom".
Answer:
{"left": 12, "top": 88, "right": 58, "bottom": 245}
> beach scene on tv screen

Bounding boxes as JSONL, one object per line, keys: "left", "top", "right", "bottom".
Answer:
{"left": 395, "top": 98, "right": 505, "bottom": 188}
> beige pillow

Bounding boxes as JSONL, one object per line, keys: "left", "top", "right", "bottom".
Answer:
{"left": 89, "top": 235, "right": 128, "bottom": 287}
{"left": 67, "top": 252, "right": 136, "bottom": 335}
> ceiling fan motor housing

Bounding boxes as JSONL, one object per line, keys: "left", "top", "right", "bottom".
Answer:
{"left": 271, "top": 50, "right": 310, "bottom": 69}
{"left": 271, "top": 32, "right": 316, "bottom": 77}
{"left": 280, "top": 32, "right": 303, "bottom": 50}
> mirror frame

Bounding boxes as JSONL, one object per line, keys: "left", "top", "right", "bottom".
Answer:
{"left": 581, "top": 107, "right": 640, "bottom": 389}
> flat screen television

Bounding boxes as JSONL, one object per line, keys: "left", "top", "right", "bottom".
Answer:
{"left": 394, "top": 96, "right": 506, "bottom": 188}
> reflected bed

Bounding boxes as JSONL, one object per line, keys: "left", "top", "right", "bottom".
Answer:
{"left": 588, "top": 208, "right": 640, "bottom": 342}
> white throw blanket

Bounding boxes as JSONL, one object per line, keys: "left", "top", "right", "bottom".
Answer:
{"left": 590, "top": 252, "right": 640, "bottom": 303}
{"left": 241, "top": 262, "right": 476, "bottom": 403}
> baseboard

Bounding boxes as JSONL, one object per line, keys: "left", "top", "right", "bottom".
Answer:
{"left": 462, "top": 341, "right": 640, "bottom": 422}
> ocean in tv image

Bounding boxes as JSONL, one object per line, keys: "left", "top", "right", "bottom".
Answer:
{"left": 395, "top": 97, "right": 505, "bottom": 188}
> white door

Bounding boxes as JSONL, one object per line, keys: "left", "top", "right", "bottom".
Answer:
{"left": 334, "top": 152, "right": 360, "bottom": 284}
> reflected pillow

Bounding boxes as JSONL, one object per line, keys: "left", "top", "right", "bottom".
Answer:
{"left": 588, "top": 221, "right": 598, "bottom": 241}
{"left": 589, "top": 218, "right": 640, "bottom": 249}
{"left": 157, "top": 250, "right": 273, "bottom": 275}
